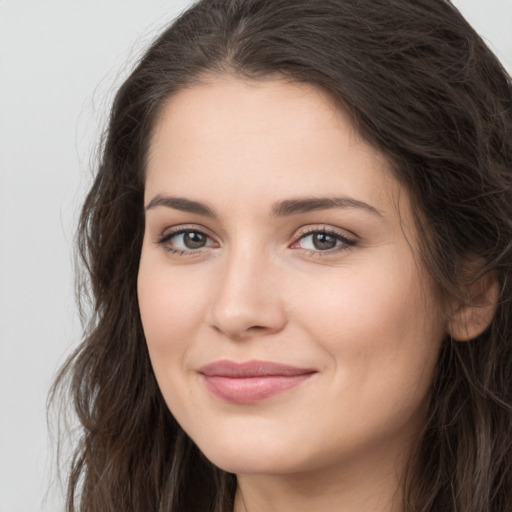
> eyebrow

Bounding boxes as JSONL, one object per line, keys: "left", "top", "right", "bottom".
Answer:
{"left": 272, "top": 196, "right": 384, "bottom": 218}
{"left": 145, "top": 195, "right": 215, "bottom": 217}
{"left": 145, "top": 194, "right": 383, "bottom": 218}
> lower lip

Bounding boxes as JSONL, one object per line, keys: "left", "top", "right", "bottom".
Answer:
{"left": 202, "top": 374, "right": 314, "bottom": 404}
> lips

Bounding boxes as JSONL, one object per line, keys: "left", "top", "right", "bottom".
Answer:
{"left": 197, "top": 360, "right": 316, "bottom": 404}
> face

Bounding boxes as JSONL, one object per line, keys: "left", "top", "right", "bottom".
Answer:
{"left": 138, "top": 77, "right": 447, "bottom": 477}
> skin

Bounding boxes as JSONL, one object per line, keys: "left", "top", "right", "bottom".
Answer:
{"left": 138, "top": 76, "right": 449, "bottom": 512}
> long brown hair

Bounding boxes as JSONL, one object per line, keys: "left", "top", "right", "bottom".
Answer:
{"left": 51, "top": 0, "right": 512, "bottom": 510}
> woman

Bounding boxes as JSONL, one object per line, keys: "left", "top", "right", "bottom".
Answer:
{"left": 52, "top": 0, "right": 512, "bottom": 510}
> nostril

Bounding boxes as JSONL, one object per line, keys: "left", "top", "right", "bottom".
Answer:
{"left": 207, "top": 287, "right": 288, "bottom": 339}
{"left": 209, "top": 322, "right": 278, "bottom": 341}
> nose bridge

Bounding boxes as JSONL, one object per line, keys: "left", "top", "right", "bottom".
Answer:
{"left": 208, "top": 239, "right": 286, "bottom": 338}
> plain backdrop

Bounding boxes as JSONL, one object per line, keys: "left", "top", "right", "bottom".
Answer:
{"left": 0, "top": 1, "right": 511, "bottom": 511}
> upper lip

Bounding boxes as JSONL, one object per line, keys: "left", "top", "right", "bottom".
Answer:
{"left": 198, "top": 360, "right": 316, "bottom": 378}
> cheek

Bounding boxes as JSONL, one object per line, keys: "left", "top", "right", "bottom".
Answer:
{"left": 137, "top": 256, "right": 211, "bottom": 422}
{"left": 293, "top": 254, "right": 444, "bottom": 399}
{"left": 137, "top": 253, "right": 207, "bottom": 370}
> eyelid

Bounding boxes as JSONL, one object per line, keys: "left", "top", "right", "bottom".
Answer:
{"left": 290, "top": 224, "right": 357, "bottom": 253}
{"left": 293, "top": 223, "right": 356, "bottom": 239}
{"left": 159, "top": 223, "right": 214, "bottom": 239}
{"left": 154, "top": 223, "right": 357, "bottom": 256}
{"left": 156, "top": 224, "right": 219, "bottom": 254}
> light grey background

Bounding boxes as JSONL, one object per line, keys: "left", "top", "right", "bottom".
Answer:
{"left": 0, "top": 1, "right": 511, "bottom": 511}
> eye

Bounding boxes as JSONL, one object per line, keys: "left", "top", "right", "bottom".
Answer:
{"left": 291, "top": 228, "right": 356, "bottom": 253}
{"left": 157, "top": 227, "right": 217, "bottom": 254}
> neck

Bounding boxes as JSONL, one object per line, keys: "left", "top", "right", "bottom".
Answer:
{"left": 232, "top": 442, "right": 412, "bottom": 512}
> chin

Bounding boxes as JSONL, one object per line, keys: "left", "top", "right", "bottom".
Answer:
{"left": 193, "top": 429, "right": 308, "bottom": 475}
{"left": 204, "top": 450, "right": 300, "bottom": 476}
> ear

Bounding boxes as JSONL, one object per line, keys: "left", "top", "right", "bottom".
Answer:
{"left": 448, "top": 270, "right": 499, "bottom": 342}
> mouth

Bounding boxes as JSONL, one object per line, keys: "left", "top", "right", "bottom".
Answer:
{"left": 197, "top": 360, "right": 317, "bottom": 404}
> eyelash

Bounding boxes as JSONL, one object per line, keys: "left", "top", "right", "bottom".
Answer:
{"left": 156, "top": 225, "right": 216, "bottom": 256}
{"left": 292, "top": 227, "right": 357, "bottom": 256}
{"left": 156, "top": 225, "right": 357, "bottom": 257}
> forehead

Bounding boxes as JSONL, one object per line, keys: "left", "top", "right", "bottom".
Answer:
{"left": 146, "top": 76, "right": 410, "bottom": 228}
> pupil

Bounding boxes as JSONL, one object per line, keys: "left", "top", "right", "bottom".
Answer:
{"left": 313, "top": 233, "right": 337, "bottom": 250}
{"left": 184, "top": 231, "right": 206, "bottom": 249}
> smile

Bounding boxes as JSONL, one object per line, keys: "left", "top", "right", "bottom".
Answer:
{"left": 197, "top": 360, "right": 317, "bottom": 404}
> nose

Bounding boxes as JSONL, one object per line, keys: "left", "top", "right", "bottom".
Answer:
{"left": 207, "top": 249, "right": 287, "bottom": 340}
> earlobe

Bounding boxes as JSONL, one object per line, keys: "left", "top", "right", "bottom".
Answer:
{"left": 448, "top": 271, "right": 499, "bottom": 342}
